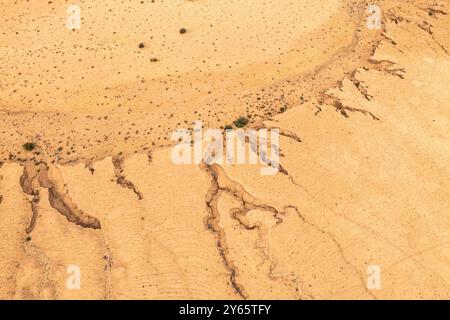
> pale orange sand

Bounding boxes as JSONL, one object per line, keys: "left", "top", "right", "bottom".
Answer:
{"left": 0, "top": 0, "right": 450, "bottom": 299}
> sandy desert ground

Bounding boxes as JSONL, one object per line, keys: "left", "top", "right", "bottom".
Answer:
{"left": 0, "top": 0, "right": 449, "bottom": 299}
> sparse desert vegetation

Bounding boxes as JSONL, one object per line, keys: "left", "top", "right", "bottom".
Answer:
{"left": 0, "top": 0, "right": 449, "bottom": 300}
{"left": 233, "top": 116, "right": 249, "bottom": 128}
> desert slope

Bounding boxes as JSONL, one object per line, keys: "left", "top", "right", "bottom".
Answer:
{"left": 0, "top": 0, "right": 450, "bottom": 299}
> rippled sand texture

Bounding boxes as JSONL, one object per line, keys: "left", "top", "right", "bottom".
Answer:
{"left": 1, "top": 0, "right": 450, "bottom": 299}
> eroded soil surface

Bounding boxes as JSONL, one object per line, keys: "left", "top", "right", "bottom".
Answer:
{"left": 0, "top": 0, "right": 449, "bottom": 299}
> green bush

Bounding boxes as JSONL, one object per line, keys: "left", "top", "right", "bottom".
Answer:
{"left": 233, "top": 116, "right": 249, "bottom": 128}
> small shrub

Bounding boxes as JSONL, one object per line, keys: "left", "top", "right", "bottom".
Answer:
{"left": 224, "top": 125, "right": 233, "bottom": 130}
{"left": 138, "top": 42, "right": 145, "bottom": 49}
{"left": 23, "top": 142, "right": 36, "bottom": 151}
{"left": 233, "top": 116, "right": 249, "bottom": 128}
{"left": 179, "top": 28, "right": 187, "bottom": 34}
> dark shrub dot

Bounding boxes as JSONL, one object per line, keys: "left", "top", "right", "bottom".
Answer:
{"left": 23, "top": 142, "right": 36, "bottom": 151}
